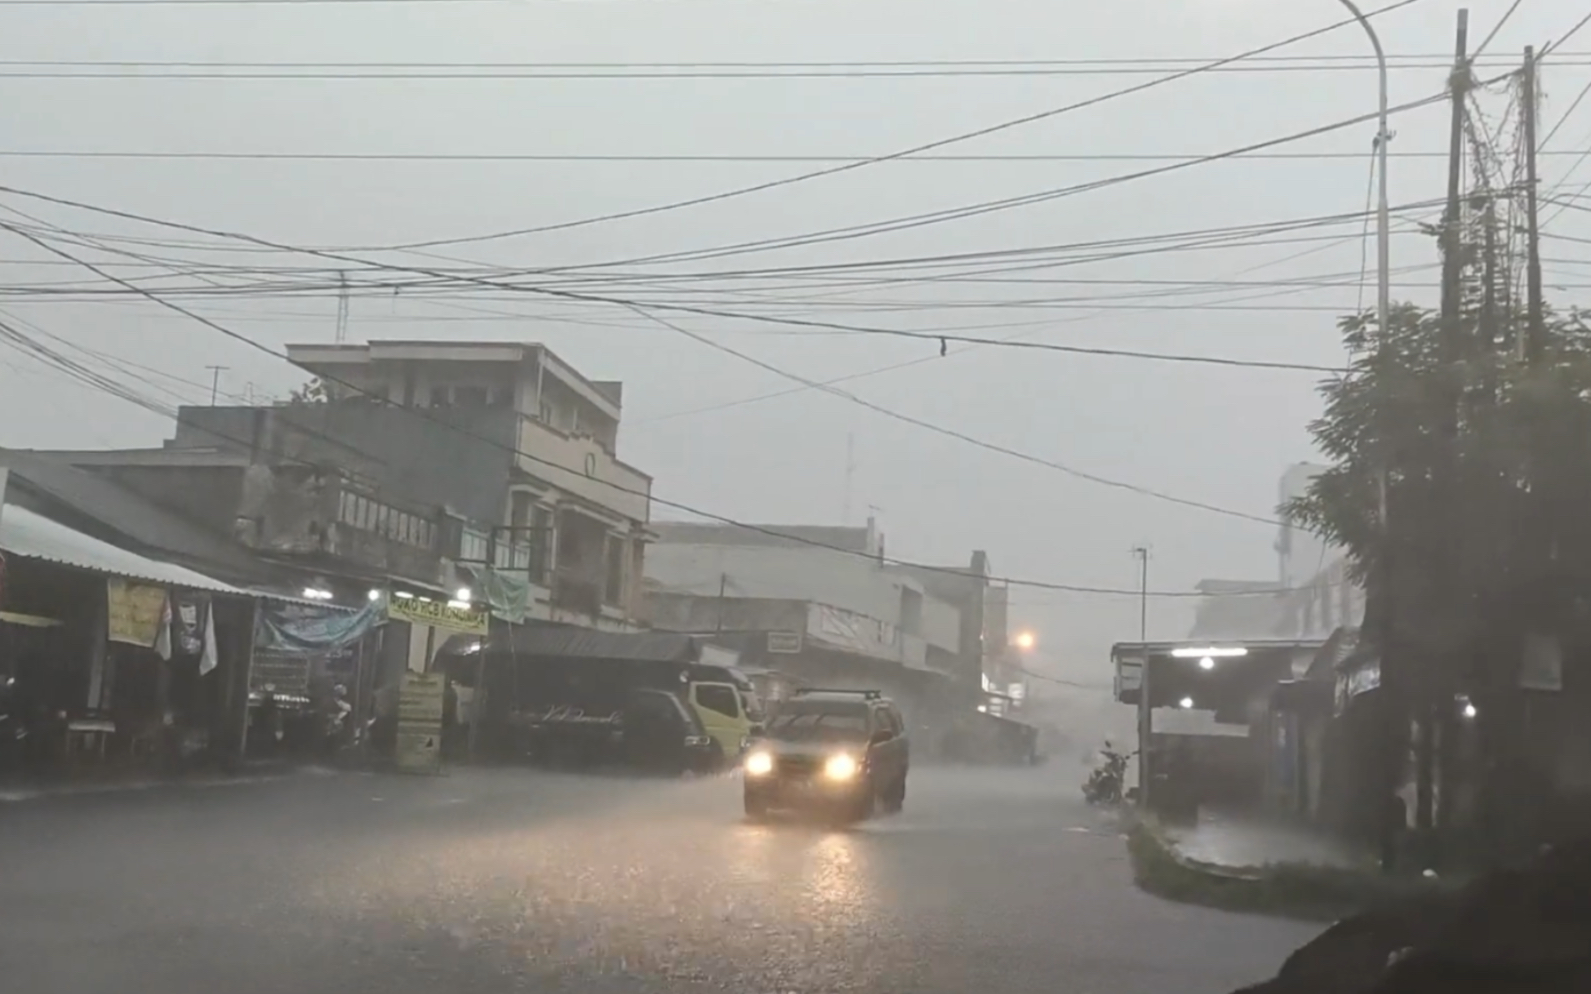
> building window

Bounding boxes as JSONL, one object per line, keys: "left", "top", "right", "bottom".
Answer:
{"left": 461, "top": 527, "right": 489, "bottom": 564}
{"left": 510, "top": 491, "right": 533, "bottom": 531}
{"left": 604, "top": 536, "right": 625, "bottom": 607}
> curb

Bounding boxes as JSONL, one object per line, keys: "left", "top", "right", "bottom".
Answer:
{"left": 0, "top": 762, "right": 340, "bottom": 803}
{"left": 1123, "top": 816, "right": 1431, "bottom": 921}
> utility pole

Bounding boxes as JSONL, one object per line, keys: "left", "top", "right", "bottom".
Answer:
{"left": 1438, "top": 11, "right": 1470, "bottom": 357}
{"left": 842, "top": 432, "right": 855, "bottom": 524}
{"left": 1521, "top": 46, "right": 1545, "bottom": 363}
{"left": 1132, "top": 546, "right": 1150, "bottom": 641}
{"left": 334, "top": 270, "right": 351, "bottom": 345}
{"left": 715, "top": 571, "right": 728, "bottom": 633}
{"left": 205, "top": 365, "right": 228, "bottom": 406}
{"left": 1131, "top": 545, "right": 1151, "bottom": 810}
{"left": 1411, "top": 8, "right": 1469, "bottom": 853}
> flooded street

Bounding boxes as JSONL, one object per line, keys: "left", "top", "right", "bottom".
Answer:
{"left": 1, "top": 766, "right": 1316, "bottom": 994}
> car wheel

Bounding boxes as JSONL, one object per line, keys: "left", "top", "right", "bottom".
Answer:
{"left": 744, "top": 790, "right": 769, "bottom": 820}
{"left": 885, "top": 774, "right": 906, "bottom": 813}
{"left": 853, "top": 779, "right": 877, "bottom": 821}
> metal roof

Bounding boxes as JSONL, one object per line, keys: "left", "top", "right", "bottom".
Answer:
{"left": 437, "top": 623, "right": 709, "bottom": 664}
{"left": 0, "top": 503, "right": 245, "bottom": 595}
{"left": 0, "top": 451, "right": 271, "bottom": 582}
{"left": 1110, "top": 638, "right": 1327, "bottom": 659}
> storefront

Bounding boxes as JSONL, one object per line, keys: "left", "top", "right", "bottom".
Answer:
{"left": 0, "top": 503, "right": 257, "bottom": 779}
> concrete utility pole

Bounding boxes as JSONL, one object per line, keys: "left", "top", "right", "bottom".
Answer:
{"left": 1132, "top": 546, "right": 1150, "bottom": 642}
{"left": 1131, "top": 545, "right": 1151, "bottom": 809}
{"left": 842, "top": 432, "right": 855, "bottom": 524}
{"left": 1521, "top": 46, "right": 1545, "bottom": 363}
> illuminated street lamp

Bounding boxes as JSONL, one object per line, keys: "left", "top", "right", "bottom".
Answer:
{"left": 1013, "top": 631, "right": 1036, "bottom": 651}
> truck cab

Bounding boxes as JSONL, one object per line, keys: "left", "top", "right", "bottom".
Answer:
{"left": 685, "top": 665, "right": 763, "bottom": 766}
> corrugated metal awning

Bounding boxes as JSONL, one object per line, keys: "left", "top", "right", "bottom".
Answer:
{"left": 0, "top": 504, "right": 245, "bottom": 595}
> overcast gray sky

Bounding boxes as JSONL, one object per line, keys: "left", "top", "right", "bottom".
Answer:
{"left": 0, "top": 0, "right": 1586, "bottom": 679}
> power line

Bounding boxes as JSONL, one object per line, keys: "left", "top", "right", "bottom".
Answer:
{"left": 347, "top": 0, "right": 1431, "bottom": 252}
{"left": 0, "top": 0, "right": 506, "bottom": 5}
{"left": 622, "top": 302, "right": 1290, "bottom": 527}
{"left": 0, "top": 186, "right": 1358, "bottom": 372}
{"left": 5, "top": 61, "right": 1574, "bottom": 79}
{"left": 1, "top": 53, "right": 1572, "bottom": 69}
{"left": 524, "top": 90, "right": 1476, "bottom": 274}
{"left": 1472, "top": 0, "right": 1526, "bottom": 61}
{"left": 0, "top": 192, "right": 1455, "bottom": 296}
{"left": 0, "top": 217, "right": 1298, "bottom": 598}
{"left": 1545, "top": 10, "right": 1591, "bottom": 58}
{"left": 4, "top": 148, "right": 1590, "bottom": 163}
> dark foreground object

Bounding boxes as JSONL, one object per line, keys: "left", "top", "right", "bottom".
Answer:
{"left": 1236, "top": 840, "right": 1591, "bottom": 994}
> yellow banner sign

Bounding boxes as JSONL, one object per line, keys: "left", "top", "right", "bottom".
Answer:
{"left": 387, "top": 596, "right": 488, "bottom": 635}
{"left": 107, "top": 578, "right": 168, "bottom": 648}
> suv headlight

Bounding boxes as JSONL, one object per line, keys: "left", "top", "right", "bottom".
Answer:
{"left": 823, "top": 753, "right": 859, "bottom": 781}
{"left": 744, "top": 751, "right": 774, "bottom": 776}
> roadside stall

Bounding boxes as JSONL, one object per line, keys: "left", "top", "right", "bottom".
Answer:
{"left": 0, "top": 503, "right": 254, "bottom": 780}
{"left": 249, "top": 596, "right": 385, "bottom": 761}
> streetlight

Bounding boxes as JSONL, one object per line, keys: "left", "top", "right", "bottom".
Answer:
{"left": 1337, "top": 0, "right": 1391, "bottom": 344}
{"left": 1013, "top": 631, "right": 1035, "bottom": 651}
{"left": 1338, "top": 0, "right": 1396, "bottom": 876}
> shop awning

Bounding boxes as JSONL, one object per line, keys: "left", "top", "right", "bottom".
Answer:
{"left": 0, "top": 504, "right": 245, "bottom": 595}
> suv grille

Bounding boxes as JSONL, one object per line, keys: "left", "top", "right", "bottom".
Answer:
{"left": 777, "top": 755, "right": 820, "bottom": 778}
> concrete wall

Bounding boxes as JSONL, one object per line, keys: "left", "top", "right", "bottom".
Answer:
{"left": 514, "top": 417, "right": 649, "bottom": 524}
{"left": 643, "top": 593, "right": 808, "bottom": 635}
{"left": 87, "top": 464, "right": 248, "bottom": 538}
{"left": 172, "top": 403, "right": 518, "bottom": 526}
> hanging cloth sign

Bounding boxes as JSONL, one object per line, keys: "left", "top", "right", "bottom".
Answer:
{"left": 107, "top": 578, "right": 168, "bottom": 648}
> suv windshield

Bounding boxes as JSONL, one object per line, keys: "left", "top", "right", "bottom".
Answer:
{"left": 764, "top": 703, "right": 870, "bottom": 743}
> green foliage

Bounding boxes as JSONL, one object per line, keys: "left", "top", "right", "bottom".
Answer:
{"left": 1283, "top": 299, "right": 1591, "bottom": 657}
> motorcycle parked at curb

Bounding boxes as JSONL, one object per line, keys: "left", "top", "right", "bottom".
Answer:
{"left": 1082, "top": 741, "right": 1134, "bottom": 806}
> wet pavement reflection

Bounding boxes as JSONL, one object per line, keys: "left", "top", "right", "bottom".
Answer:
{"left": 0, "top": 765, "right": 1318, "bottom": 994}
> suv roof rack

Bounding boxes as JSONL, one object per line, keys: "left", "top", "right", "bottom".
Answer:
{"left": 792, "top": 687, "right": 883, "bottom": 700}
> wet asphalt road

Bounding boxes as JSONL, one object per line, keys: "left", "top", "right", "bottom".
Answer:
{"left": 0, "top": 765, "right": 1318, "bottom": 994}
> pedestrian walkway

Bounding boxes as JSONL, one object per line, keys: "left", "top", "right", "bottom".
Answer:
{"left": 1161, "top": 805, "right": 1366, "bottom": 872}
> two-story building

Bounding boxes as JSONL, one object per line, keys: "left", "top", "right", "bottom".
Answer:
{"left": 57, "top": 341, "right": 653, "bottom": 630}
{"left": 277, "top": 340, "right": 652, "bottom": 628}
